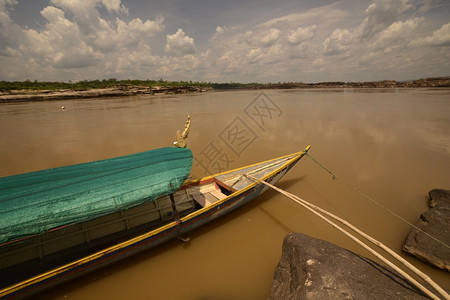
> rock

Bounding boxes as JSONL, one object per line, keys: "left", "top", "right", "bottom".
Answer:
{"left": 403, "top": 189, "right": 450, "bottom": 271}
{"left": 269, "top": 233, "right": 428, "bottom": 300}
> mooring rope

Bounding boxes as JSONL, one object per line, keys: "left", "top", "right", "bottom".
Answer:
{"left": 305, "top": 152, "right": 450, "bottom": 250}
{"left": 245, "top": 174, "right": 449, "bottom": 300}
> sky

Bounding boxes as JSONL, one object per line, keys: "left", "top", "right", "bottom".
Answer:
{"left": 0, "top": 0, "right": 449, "bottom": 83}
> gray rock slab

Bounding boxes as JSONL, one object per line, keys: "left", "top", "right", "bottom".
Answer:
{"left": 403, "top": 189, "right": 450, "bottom": 271}
{"left": 269, "top": 233, "right": 428, "bottom": 299}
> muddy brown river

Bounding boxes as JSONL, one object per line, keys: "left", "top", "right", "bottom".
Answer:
{"left": 1, "top": 89, "right": 449, "bottom": 299}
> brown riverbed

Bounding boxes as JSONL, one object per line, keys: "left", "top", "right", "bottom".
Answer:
{"left": 1, "top": 89, "right": 449, "bottom": 298}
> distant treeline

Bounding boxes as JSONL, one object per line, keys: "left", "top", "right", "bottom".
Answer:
{"left": 1, "top": 76, "right": 449, "bottom": 92}
{"left": 0, "top": 80, "right": 303, "bottom": 91}
{"left": 0, "top": 79, "right": 213, "bottom": 92}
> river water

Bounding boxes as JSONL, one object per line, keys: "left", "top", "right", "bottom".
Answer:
{"left": 1, "top": 89, "right": 449, "bottom": 299}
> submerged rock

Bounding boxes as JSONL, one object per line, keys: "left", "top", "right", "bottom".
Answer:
{"left": 269, "top": 233, "right": 428, "bottom": 299}
{"left": 403, "top": 189, "right": 450, "bottom": 271}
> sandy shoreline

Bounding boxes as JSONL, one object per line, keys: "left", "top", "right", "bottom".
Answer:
{"left": 0, "top": 85, "right": 211, "bottom": 102}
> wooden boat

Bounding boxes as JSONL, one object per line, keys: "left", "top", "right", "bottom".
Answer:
{"left": 0, "top": 119, "right": 310, "bottom": 299}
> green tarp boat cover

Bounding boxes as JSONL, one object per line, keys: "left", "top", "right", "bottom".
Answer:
{"left": 0, "top": 147, "right": 193, "bottom": 244}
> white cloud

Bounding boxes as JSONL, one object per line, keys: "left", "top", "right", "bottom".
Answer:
{"left": 410, "top": 22, "right": 450, "bottom": 47}
{"left": 247, "top": 48, "right": 263, "bottom": 63}
{"left": 198, "top": 4, "right": 351, "bottom": 81}
{"left": 200, "top": 1, "right": 449, "bottom": 82}
{"left": 165, "top": 28, "right": 196, "bottom": 55}
{"left": 260, "top": 3, "right": 349, "bottom": 29}
{"left": 46, "top": 0, "right": 163, "bottom": 53}
{"left": 0, "top": 0, "right": 23, "bottom": 54}
{"left": 360, "top": 0, "right": 414, "bottom": 39}
{"left": 0, "top": 0, "right": 17, "bottom": 9}
{"left": 246, "top": 44, "right": 283, "bottom": 65}
{"left": 258, "top": 28, "right": 280, "bottom": 47}
{"left": 21, "top": 6, "right": 103, "bottom": 69}
{"left": 319, "top": 0, "right": 420, "bottom": 58}
{"left": 0, "top": 0, "right": 168, "bottom": 80}
{"left": 100, "top": 0, "right": 128, "bottom": 14}
{"left": 210, "top": 26, "right": 226, "bottom": 44}
{"left": 0, "top": 0, "right": 449, "bottom": 82}
{"left": 115, "top": 16, "right": 165, "bottom": 47}
{"left": 288, "top": 25, "right": 316, "bottom": 45}
{"left": 50, "top": 0, "right": 97, "bottom": 25}
{"left": 322, "top": 29, "right": 353, "bottom": 56}
{"left": 371, "top": 17, "right": 423, "bottom": 49}
{"left": 286, "top": 43, "right": 315, "bottom": 60}
{"left": 217, "top": 50, "right": 241, "bottom": 74}
{"left": 118, "top": 17, "right": 164, "bottom": 35}
{"left": 40, "top": 5, "right": 64, "bottom": 23}
{"left": 160, "top": 54, "right": 200, "bottom": 79}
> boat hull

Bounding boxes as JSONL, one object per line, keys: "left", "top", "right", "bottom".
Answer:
{"left": 0, "top": 148, "right": 309, "bottom": 299}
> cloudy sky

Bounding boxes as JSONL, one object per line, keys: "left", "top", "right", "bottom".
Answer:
{"left": 1, "top": 0, "right": 449, "bottom": 83}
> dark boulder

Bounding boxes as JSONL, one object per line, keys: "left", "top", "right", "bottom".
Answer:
{"left": 269, "top": 233, "right": 428, "bottom": 299}
{"left": 403, "top": 189, "right": 450, "bottom": 271}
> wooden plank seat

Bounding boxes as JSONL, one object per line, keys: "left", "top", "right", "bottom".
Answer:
{"left": 190, "top": 178, "right": 232, "bottom": 207}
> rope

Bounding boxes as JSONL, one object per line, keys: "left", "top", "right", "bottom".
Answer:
{"left": 306, "top": 152, "right": 450, "bottom": 250}
{"left": 245, "top": 174, "right": 449, "bottom": 300}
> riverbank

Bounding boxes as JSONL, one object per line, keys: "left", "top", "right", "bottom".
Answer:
{"left": 1, "top": 76, "right": 449, "bottom": 102}
{"left": 247, "top": 76, "right": 450, "bottom": 89}
{"left": 0, "top": 85, "right": 212, "bottom": 103}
